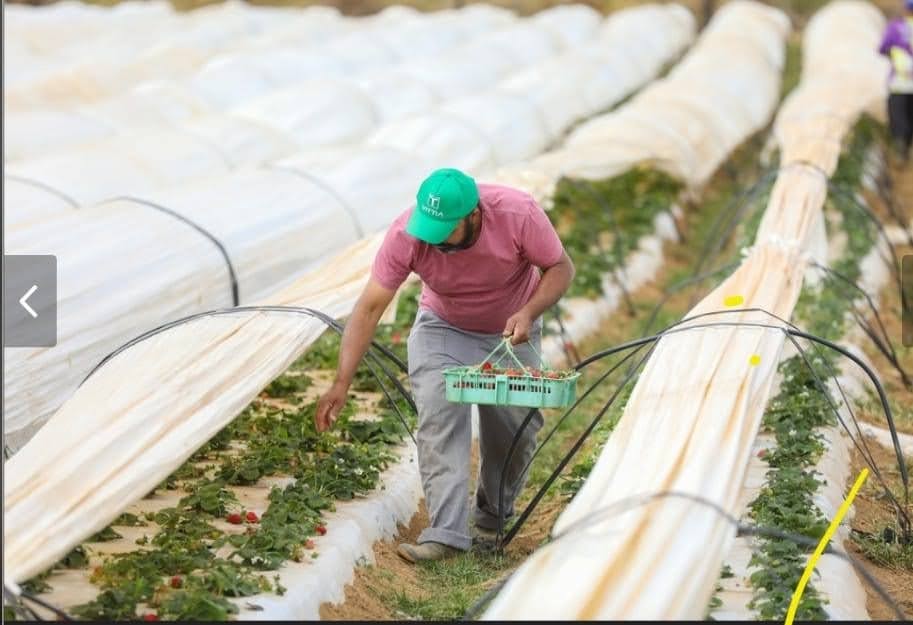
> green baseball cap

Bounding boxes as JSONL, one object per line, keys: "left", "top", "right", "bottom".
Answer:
{"left": 406, "top": 168, "right": 479, "bottom": 244}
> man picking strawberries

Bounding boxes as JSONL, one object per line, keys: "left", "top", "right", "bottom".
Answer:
{"left": 315, "top": 168, "right": 574, "bottom": 563}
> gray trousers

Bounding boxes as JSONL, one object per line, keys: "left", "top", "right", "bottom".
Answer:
{"left": 407, "top": 309, "right": 545, "bottom": 551}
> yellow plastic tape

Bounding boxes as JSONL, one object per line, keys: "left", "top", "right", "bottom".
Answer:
{"left": 784, "top": 468, "right": 869, "bottom": 625}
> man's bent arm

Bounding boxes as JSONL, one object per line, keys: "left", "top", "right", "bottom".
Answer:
{"left": 335, "top": 278, "right": 397, "bottom": 387}
{"left": 521, "top": 251, "right": 575, "bottom": 320}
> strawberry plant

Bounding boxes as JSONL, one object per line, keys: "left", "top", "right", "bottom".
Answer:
{"left": 114, "top": 513, "right": 147, "bottom": 527}
{"left": 20, "top": 571, "right": 53, "bottom": 594}
{"left": 179, "top": 480, "right": 239, "bottom": 516}
{"left": 156, "top": 590, "right": 238, "bottom": 621}
{"left": 89, "top": 527, "right": 123, "bottom": 543}
{"left": 549, "top": 167, "right": 682, "bottom": 299}
{"left": 60, "top": 545, "right": 90, "bottom": 569}
{"left": 263, "top": 373, "right": 312, "bottom": 399}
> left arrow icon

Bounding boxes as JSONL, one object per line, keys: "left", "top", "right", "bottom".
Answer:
{"left": 19, "top": 285, "right": 38, "bottom": 318}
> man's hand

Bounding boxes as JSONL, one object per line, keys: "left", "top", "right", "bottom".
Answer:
{"left": 313, "top": 278, "right": 396, "bottom": 433}
{"left": 315, "top": 382, "right": 349, "bottom": 432}
{"left": 503, "top": 309, "right": 534, "bottom": 345}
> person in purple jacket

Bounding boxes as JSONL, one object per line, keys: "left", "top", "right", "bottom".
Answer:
{"left": 879, "top": 0, "right": 913, "bottom": 161}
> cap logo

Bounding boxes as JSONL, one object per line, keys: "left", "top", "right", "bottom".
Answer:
{"left": 422, "top": 194, "right": 444, "bottom": 218}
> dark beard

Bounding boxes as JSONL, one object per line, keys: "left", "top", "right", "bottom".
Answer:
{"left": 434, "top": 214, "right": 476, "bottom": 253}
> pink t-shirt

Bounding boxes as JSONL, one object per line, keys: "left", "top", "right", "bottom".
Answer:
{"left": 372, "top": 183, "right": 565, "bottom": 334}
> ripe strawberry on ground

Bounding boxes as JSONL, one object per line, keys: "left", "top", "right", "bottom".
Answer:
{"left": 170, "top": 575, "right": 182, "bottom": 589}
{"left": 315, "top": 524, "right": 327, "bottom": 536}
{"left": 226, "top": 513, "right": 243, "bottom": 525}
{"left": 143, "top": 614, "right": 159, "bottom": 621}
{"left": 246, "top": 511, "right": 260, "bottom": 523}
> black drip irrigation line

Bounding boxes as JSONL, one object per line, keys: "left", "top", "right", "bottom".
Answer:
{"left": 687, "top": 159, "right": 908, "bottom": 314}
{"left": 81, "top": 305, "right": 417, "bottom": 445}
{"left": 825, "top": 181, "right": 909, "bottom": 313}
{"left": 267, "top": 165, "right": 365, "bottom": 239}
{"left": 659, "top": 164, "right": 910, "bottom": 385}
{"left": 568, "top": 178, "right": 636, "bottom": 316}
{"left": 105, "top": 195, "right": 241, "bottom": 307}
{"left": 689, "top": 165, "right": 778, "bottom": 281}
{"left": 3, "top": 585, "right": 73, "bottom": 621}
{"left": 463, "top": 490, "right": 907, "bottom": 621}
{"left": 491, "top": 309, "right": 910, "bottom": 555}
{"left": 494, "top": 339, "right": 656, "bottom": 549}
{"left": 656, "top": 306, "right": 910, "bottom": 508}
{"left": 684, "top": 307, "right": 908, "bottom": 502}
{"left": 639, "top": 260, "right": 739, "bottom": 336}
{"left": 5, "top": 173, "right": 80, "bottom": 209}
{"left": 811, "top": 261, "right": 912, "bottom": 388}
{"left": 783, "top": 328, "right": 910, "bottom": 532}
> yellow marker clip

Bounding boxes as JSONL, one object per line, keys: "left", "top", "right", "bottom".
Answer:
{"left": 749, "top": 355, "right": 761, "bottom": 366}
{"left": 784, "top": 468, "right": 870, "bottom": 625}
{"left": 724, "top": 295, "right": 744, "bottom": 307}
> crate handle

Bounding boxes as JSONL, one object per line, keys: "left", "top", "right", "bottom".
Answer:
{"left": 476, "top": 338, "right": 549, "bottom": 374}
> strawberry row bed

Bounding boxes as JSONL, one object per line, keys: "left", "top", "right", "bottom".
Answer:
{"left": 548, "top": 166, "right": 683, "bottom": 300}
{"left": 744, "top": 116, "right": 883, "bottom": 620}
{"left": 12, "top": 291, "right": 421, "bottom": 621}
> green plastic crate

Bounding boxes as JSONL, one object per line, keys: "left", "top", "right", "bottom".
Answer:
{"left": 443, "top": 368, "right": 580, "bottom": 408}
{"left": 442, "top": 339, "right": 580, "bottom": 409}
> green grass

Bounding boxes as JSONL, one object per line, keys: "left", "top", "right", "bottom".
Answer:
{"left": 392, "top": 552, "right": 516, "bottom": 620}
{"left": 855, "top": 532, "right": 913, "bottom": 569}
{"left": 780, "top": 37, "right": 803, "bottom": 102}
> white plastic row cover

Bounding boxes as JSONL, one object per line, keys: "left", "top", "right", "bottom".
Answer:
{"left": 4, "top": 11, "right": 571, "bottom": 220}
{"left": 4, "top": 3, "right": 514, "bottom": 110}
{"left": 3, "top": 5, "right": 692, "bottom": 452}
{"left": 3, "top": 5, "right": 517, "bottom": 159}
{"left": 493, "top": 0, "right": 787, "bottom": 201}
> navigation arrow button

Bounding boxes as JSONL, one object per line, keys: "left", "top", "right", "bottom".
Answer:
{"left": 19, "top": 285, "right": 39, "bottom": 318}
